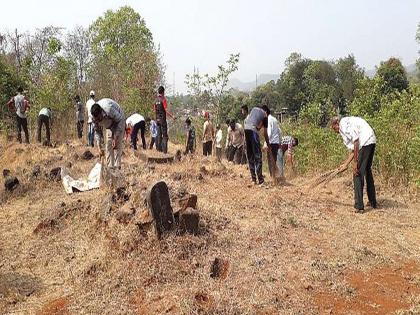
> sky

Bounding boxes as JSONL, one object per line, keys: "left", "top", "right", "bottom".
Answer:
{"left": 1, "top": 0, "right": 419, "bottom": 93}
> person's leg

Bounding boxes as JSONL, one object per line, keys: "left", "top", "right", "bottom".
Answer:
{"left": 105, "top": 129, "right": 114, "bottom": 168}
{"left": 276, "top": 150, "right": 284, "bottom": 178}
{"left": 131, "top": 122, "right": 140, "bottom": 150}
{"left": 156, "top": 124, "right": 162, "bottom": 151}
{"left": 234, "top": 146, "right": 242, "bottom": 164}
{"left": 245, "top": 130, "right": 257, "bottom": 183}
{"left": 208, "top": 141, "right": 213, "bottom": 156}
{"left": 365, "top": 144, "right": 377, "bottom": 208}
{"left": 161, "top": 122, "right": 168, "bottom": 154}
{"left": 16, "top": 116, "right": 22, "bottom": 143}
{"left": 139, "top": 121, "right": 146, "bottom": 149}
{"left": 37, "top": 116, "right": 42, "bottom": 143}
{"left": 354, "top": 145, "right": 369, "bottom": 210}
{"left": 22, "top": 118, "right": 29, "bottom": 143}
{"left": 114, "top": 129, "right": 124, "bottom": 169}
{"left": 149, "top": 137, "right": 155, "bottom": 149}
{"left": 253, "top": 132, "right": 263, "bottom": 184}
{"left": 45, "top": 117, "right": 51, "bottom": 145}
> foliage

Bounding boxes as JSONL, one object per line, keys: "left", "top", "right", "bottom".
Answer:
{"left": 376, "top": 57, "right": 409, "bottom": 93}
{"left": 416, "top": 23, "right": 420, "bottom": 80}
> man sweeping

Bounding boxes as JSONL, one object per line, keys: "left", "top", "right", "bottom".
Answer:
{"left": 331, "top": 116, "right": 377, "bottom": 213}
{"left": 91, "top": 98, "right": 125, "bottom": 169}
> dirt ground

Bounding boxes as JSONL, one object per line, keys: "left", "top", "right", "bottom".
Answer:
{"left": 0, "top": 140, "right": 419, "bottom": 315}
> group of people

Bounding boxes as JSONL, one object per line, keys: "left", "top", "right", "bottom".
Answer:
{"left": 5, "top": 85, "right": 377, "bottom": 213}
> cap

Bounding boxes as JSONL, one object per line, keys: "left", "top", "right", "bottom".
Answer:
{"left": 89, "top": 90, "right": 95, "bottom": 96}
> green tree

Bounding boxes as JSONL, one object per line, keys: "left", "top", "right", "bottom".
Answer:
{"left": 89, "top": 6, "right": 162, "bottom": 113}
{"left": 417, "top": 23, "right": 420, "bottom": 80}
{"left": 376, "top": 57, "right": 409, "bottom": 93}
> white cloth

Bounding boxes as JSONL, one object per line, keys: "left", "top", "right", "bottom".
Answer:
{"left": 14, "top": 94, "right": 27, "bottom": 118}
{"left": 339, "top": 116, "right": 376, "bottom": 150}
{"left": 62, "top": 163, "right": 102, "bottom": 194}
{"left": 267, "top": 114, "right": 281, "bottom": 144}
{"left": 215, "top": 129, "right": 223, "bottom": 148}
{"left": 86, "top": 98, "right": 95, "bottom": 123}
{"left": 126, "top": 113, "right": 145, "bottom": 127}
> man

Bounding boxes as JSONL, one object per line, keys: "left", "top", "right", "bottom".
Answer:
{"left": 224, "top": 119, "right": 232, "bottom": 159}
{"left": 331, "top": 116, "right": 377, "bottom": 213}
{"left": 6, "top": 87, "right": 30, "bottom": 143}
{"left": 227, "top": 119, "right": 245, "bottom": 164}
{"left": 91, "top": 98, "right": 125, "bottom": 169}
{"left": 147, "top": 117, "right": 158, "bottom": 149}
{"left": 241, "top": 105, "right": 249, "bottom": 126}
{"left": 265, "top": 109, "right": 281, "bottom": 166}
{"left": 75, "top": 95, "right": 84, "bottom": 139}
{"left": 185, "top": 118, "right": 196, "bottom": 154}
{"left": 37, "top": 107, "right": 52, "bottom": 146}
{"left": 126, "top": 113, "right": 146, "bottom": 150}
{"left": 154, "top": 86, "right": 175, "bottom": 154}
{"left": 86, "top": 90, "right": 96, "bottom": 147}
{"left": 278, "top": 136, "right": 299, "bottom": 178}
{"left": 244, "top": 106, "right": 271, "bottom": 185}
{"left": 215, "top": 124, "right": 223, "bottom": 162}
{"left": 202, "top": 111, "right": 214, "bottom": 156}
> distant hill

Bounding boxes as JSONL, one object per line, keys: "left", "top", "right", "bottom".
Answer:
{"left": 228, "top": 74, "right": 280, "bottom": 91}
{"left": 366, "top": 63, "right": 418, "bottom": 78}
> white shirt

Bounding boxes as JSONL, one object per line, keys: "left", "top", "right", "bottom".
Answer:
{"left": 267, "top": 114, "right": 281, "bottom": 144}
{"left": 339, "top": 116, "right": 376, "bottom": 150}
{"left": 126, "top": 113, "right": 145, "bottom": 127}
{"left": 215, "top": 129, "right": 223, "bottom": 148}
{"left": 39, "top": 108, "right": 52, "bottom": 118}
{"left": 86, "top": 98, "right": 96, "bottom": 123}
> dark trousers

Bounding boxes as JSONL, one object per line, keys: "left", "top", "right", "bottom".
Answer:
{"left": 354, "top": 144, "right": 377, "bottom": 210}
{"left": 37, "top": 114, "right": 50, "bottom": 144}
{"left": 87, "top": 123, "right": 94, "bottom": 147}
{"left": 77, "top": 120, "right": 84, "bottom": 139}
{"left": 229, "top": 145, "right": 244, "bottom": 164}
{"left": 186, "top": 141, "right": 195, "bottom": 154}
{"left": 270, "top": 143, "right": 279, "bottom": 163}
{"left": 245, "top": 130, "right": 263, "bottom": 183}
{"left": 131, "top": 120, "right": 146, "bottom": 150}
{"left": 16, "top": 115, "right": 29, "bottom": 143}
{"left": 149, "top": 137, "right": 156, "bottom": 149}
{"left": 216, "top": 147, "right": 222, "bottom": 161}
{"left": 203, "top": 140, "right": 212, "bottom": 156}
{"left": 156, "top": 121, "right": 168, "bottom": 153}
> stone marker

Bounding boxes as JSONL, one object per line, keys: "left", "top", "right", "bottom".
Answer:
{"left": 49, "top": 167, "right": 61, "bottom": 181}
{"left": 81, "top": 150, "right": 94, "bottom": 160}
{"left": 178, "top": 193, "right": 198, "bottom": 211}
{"left": 210, "top": 258, "right": 230, "bottom": 279}
{"left": 5, "top": 176, "right": 19, "bottom": 191}
{"left": 31, "top": 165, "right": 41, "bottom": 177}
{"left": 146, "top": 181, "right": 174, "bottom": 238}
{"left": 179, "top": 207, "right": 199, "bottom": 235}
{"left": 137, "top": 151, "right": 174, "bottom": 164}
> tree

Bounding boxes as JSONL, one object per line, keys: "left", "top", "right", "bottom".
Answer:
{"left": 65, "top": 25, "right": 90, "bottom": 87}
{"left": 417, "top": 23, "right": 420, "bottom": 80}
{"left": 89, "top": 6, "right": 162, "bottom": 113}
{"left": 185, "top": 53, "right": 240, "bottom": 121}
{"left": 376, "top": 57, "right": 409, "bottom": 93}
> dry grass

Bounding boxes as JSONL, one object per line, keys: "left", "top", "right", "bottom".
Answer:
{"left": 0, "top": 139, "right": 419, "bottom": 314}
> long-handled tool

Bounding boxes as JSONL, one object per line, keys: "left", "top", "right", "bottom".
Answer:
{"left": 308, "top": 167, "right": 346, "bottom": 189}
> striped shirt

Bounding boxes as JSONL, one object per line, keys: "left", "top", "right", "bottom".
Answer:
{"left": 281, "top": 136, "right": 295, "bottom": 154}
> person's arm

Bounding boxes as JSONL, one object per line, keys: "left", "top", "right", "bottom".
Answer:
{"left": 94, "top": 123, "right": 105, "bottom": 155}
{"left": 340, "top": 151, "right": 354, "bottom": 171}
{"left": 6, "top": 98, "right": 14, "bottom": 112}
{"left": 202, "top": 122, "right": 207, "bottom": 141}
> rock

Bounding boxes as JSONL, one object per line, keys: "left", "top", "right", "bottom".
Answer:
{"left": 178, "top": 193, "right": 198, "bottom": 211}
{"left": 81, "top": 150, "right": 94, "bottom": 160}
{"left": 146, "top": 181, "right": 174, "bottom": 238}
{"left": 197, "top": 173, "right": 204, "bottom": 181}
{"left": 31, "top": 165, "right": 41, "bottom": 177}
{"left": 113, "top": 186, "right": 130, "bottom": 202}
{"left": 5, "top": 176, "right": 19, "bottom": 191}
{"left": 97, "top": 196, "right": 113, "bottom": 224}
{"left": 175, "top": 150, "right": 182, "bottom": 161}
{"left": 179, "top": 207, "right": 199, "bottom": 235}
{"left": 210, "top": 258, "right": 230, "bottom": 279}
{"left": 116, "top": 203, "right": 136, "bottom": 224}
{"left": 172, "top": 173, "right": 182, "bottom": 181}
{"left": 2, "top": 169, "right": 11, "bottom": 178}
{"left": 49, "top": 167, "right": 61, "bottom": 182}
{"left": 199, "top": 166, "right": 208, "bottom": 174}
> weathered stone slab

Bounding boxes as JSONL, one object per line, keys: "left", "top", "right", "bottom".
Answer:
{"left": 179, "top": 207, "right": 199, "bottom": 235}
{"left": 137, "top": 151, "right": 174, "bottom": 164}
{"left": 146, "top": 181, "right": 174, "bottom": 238}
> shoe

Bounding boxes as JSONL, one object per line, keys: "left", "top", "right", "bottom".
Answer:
{"left": 354, "top": 205, "right": 364, "bottom": 213}
{"left": 367, "top": 201, "right": 377, "bottom": 209}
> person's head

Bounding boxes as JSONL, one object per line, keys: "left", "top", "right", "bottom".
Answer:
{"left": 185, "top": 117, "right": 191, "bottom": 126}
{"left": 47, "top": 107, "right": 51, "bottom": 111}
{"left": 241, "top": 105, "right": 248, "bottom": 117}
{"left": 17, "top": 87, "right": 23, "bottom": 94}
{"left": 91, "top": 103, "right": 104, "bottom": 121}
{"left": 145, "top": 117, "right": 151, "bottom": 123}
{"left": 225, "top": 119, "right": 231, "bottom": 126}
{"left": 330, "top": 116, "right": 340, "bottom": 133}
{"left": 293, "top": 137, "right": 299, "bottom": 147}
{"left": 204, "top": 111, "right": 210, "bottom": 120}
{"left": 216, "top": 124, "right": 220, "bottom": 130}
{"left": 74, "top": 95, "right": 81, "bottom": 102}
{"left": 229, "top": 119, "right": 236, "bottom": 131}
{"left": 261, "top": 105, "right": 270, "bottom": 116}
{"left": 158, "top": 86, "right": 165, "bottom": 96}
{"left": 89, "top": 90, "right": 95, "bottom": 99}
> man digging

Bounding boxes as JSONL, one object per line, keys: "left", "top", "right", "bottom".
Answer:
{"left": 331, "top": 116, "right": 377, "bottom": 213}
